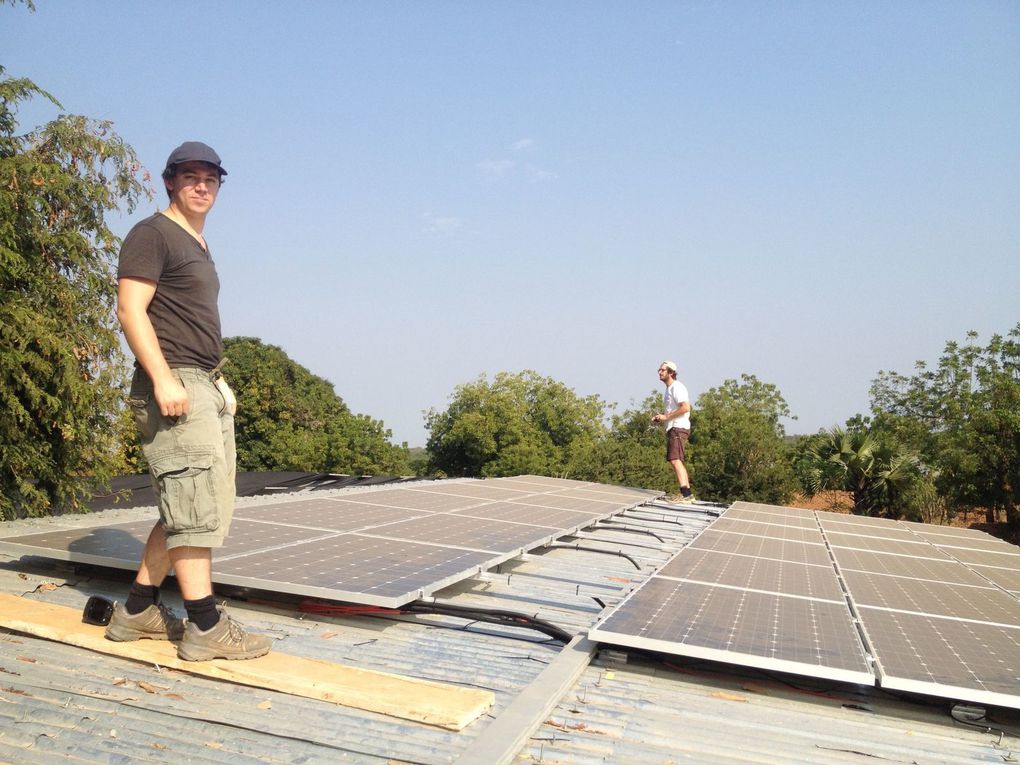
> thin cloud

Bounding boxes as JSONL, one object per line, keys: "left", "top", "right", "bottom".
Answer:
{"left": 512, "top": 138, "right": 534, "bottom": 152}
{"left": 526, "top": 163, "right": 558, "bottom": 182}
{"left": 422, "top": 213, "right": 464, "bottom": 235}
{"left": 476, "top": 159, "right": 515, "bottom": 178}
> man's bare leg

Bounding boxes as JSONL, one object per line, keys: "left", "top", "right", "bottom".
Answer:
{"left": 669, "top": 459, "right": 691, "bottom": 494}
{"left": 134, "top": 521, "right": 172, "bottom": 587}
{"left": 168, "top": 546, "right": 213, "bottom": 600}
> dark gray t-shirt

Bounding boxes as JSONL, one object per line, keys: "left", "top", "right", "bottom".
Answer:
{"left": 118, "top": 213, "right": 222, "bottom": 370}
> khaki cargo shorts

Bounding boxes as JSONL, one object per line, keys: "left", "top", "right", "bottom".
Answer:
{"left": 128, "top": 367, "right": 236, "bottom": 549}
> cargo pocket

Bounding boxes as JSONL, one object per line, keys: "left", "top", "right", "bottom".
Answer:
{"left": 127, "top": 391, "right": 159, "bottom": 443}
{"left": 149, "top": 450, "right": 220, "bottom": 534}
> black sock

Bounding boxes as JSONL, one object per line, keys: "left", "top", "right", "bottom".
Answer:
{"left": 184, "top": 595, "right": 220, "bottom": 631}
{"left": 681, "top": 486, "right": 692, "bottom": 497}
{"left": 125, "top": 582, "right": 159, "bottom": 615}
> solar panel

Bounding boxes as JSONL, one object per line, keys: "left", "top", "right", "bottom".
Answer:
{"left": 0, "top": 520, "right": 151, "bottom": 569}
{"left": 339, "top": 488, "right": 485, "bottom": 512}
{"left": 841, "top": 571, "right": 1020, "bottom": 625}
{"left": 0, "top": 476, "right": 658, "bottom": 609}
{"left": 451, "top": 501, "right": 602, "bottom": 530}
{"left": 502, "top": 474, "right": 592, "bottom": 488}
{"left": 826, "top": 533, "right": 945, "bottom": 558}
{"left": 217, "top": 518, "right": 341, "bottom": 557}
{"left": 831, "top": 547, "right": 992, "bottom": 585}
{"left": 817, "top": 517, "right": 920, "bottom": 542}
{"left": 563, "top": 485, "right": 660, "bottom": 501}
{"left": 362, "top": 513, "right": 561, "bottom": 553}
{"left": 724, "top": 508, "right": 819, "bottom": 529}
{"left": 504, "top": 494, "right": 619, "bottom": 513}
{"left": 589, "top": 577, "right": 873, "bottom": 684}
{"left": 900, "top": 520, "right": 988, "bottom": 539}
{"left": 857, "top": 608, "right": 1020, "bottom": 708}
{"left": 235, "top": 500, "right": 430, "bottom": 532}
{"left": 659, "top": 548, "right": 844, "bottom": 601}
{"left": 410, "top": 483, "right": 534, "bottom": 501}
{"left": 910, "top": 530, "right": 1018, "bottom": 552}
{"left": 817, "top": 511, "right": 901, "bottom": 527}
{"left": 592, "top": 504, "right": 1020, "bottom": 710}
{"left": 690, "top": 530, "right": 832, "bottom": 566}
{"left": 552, "top": 488, "right": 642, "bottom": 503}
{"left": 730, "top": 501, "right": 813, "bottom": 517}
{"left": 938, "top": 547, "right": 1020, "bottom": 569}
{"left": 213, "top": 534, "right": 497, "bottom": 607}
{"left": 711, "top": 516, "right": 824, "bottom": 544}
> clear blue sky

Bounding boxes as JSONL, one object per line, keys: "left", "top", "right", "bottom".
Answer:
{"left": 4, "top": 1, "right": 1018, "bottom": 447}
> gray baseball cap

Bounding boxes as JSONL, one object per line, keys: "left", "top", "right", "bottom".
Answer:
{"left": 163, "top": 141, "right": 227, "bottom": 176}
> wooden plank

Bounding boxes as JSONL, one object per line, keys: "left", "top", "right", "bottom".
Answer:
{"left": 0, "top": 593, "right": 492, "bottom": 730}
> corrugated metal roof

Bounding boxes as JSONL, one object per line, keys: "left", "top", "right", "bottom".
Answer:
{"left": 2, "top": 483, "right": 1017, "bottom": 764}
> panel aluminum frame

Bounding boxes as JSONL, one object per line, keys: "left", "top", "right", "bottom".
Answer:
{"left": 0, "top": 476, "right": 656, "bottom": 609}
{"left": 857, "top": 607, "right": 1020, "bottom": 710}
{"left": 589, "top": 577, "right": 874, "bottom": 685}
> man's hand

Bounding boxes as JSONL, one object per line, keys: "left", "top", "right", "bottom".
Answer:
{"left": 154, "top": 376, "right": 189, "bottom": 418}
{"left": 651, "top": 413, "right": 663, "bottom": 424}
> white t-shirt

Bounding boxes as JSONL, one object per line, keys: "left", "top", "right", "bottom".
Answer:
{"left": 663, "top": 380, "right": 691, "bottom": 430}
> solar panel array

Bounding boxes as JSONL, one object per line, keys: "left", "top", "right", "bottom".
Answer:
{"left": 591, "top": 501, "right": 1020, "bottom": 709}
{"left": 821, "top": 510, "right": 1020, "bottom": 707}
{"left": 0, "top": 476, "right": 659, "bottom": 608}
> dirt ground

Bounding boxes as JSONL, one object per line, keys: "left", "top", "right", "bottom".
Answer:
{"left": 787, "top": 491, "right": 1015, "bottom": 543}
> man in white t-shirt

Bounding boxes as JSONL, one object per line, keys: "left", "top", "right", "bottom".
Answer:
{"left": 651, "top": 360, "right": 693, "bottom": 502}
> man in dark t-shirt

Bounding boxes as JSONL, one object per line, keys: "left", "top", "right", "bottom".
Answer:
{"left": 106, "top": 142, "right": 270, "bottom": 661}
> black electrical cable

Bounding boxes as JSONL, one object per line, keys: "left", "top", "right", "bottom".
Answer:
{"left": 299, "top": 598, "right": 574, "bottom": 643}
{"left": 594, "top": 520, "right": 665, "bottom": 543}
{"left": 543, "top": 542, "right": 642, "bottom": 570}
{"left": 949, "top": 705, "right": 1020, "bottom": 739}
{"left": 403, "top": 601, "right": 574, "bottom": 643}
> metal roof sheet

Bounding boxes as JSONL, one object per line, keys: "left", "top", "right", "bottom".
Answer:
{"left": 2, "top": 482, "right": 1017, "bottom": 764}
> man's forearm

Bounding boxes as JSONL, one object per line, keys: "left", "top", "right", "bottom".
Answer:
{"left": 661, "top": 403, "right": 691, "bottom": 421}
{"left": 119, "top": 307, "right": 174, "bottom": 385}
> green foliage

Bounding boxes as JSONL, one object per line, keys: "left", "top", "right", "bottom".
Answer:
{"left": 569, "top": 392, "right": 675, "bottom": 492}
{"left": 870, "top": 325, "right": 1020, "bottom": 534}
{"left": 688, "top": 374, "right": 799, "bottom": 504}
{"left": 0, "top": 68, "right": 150, "bottom": 519}
{"left": 800, "top": 423, "right": 916, "bottom": 517}
{"left": 901, "top": 472, "right": 951, "bottom": 525}
{"left": 425, "top": 370, "right": 607, "bottom": 478}
{"left": 223, "top": 337, "right": 409, "bottom": 476}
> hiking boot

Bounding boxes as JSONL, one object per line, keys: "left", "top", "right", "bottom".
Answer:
{"left": 105, "top": 601, "right": 186, "bottom": 642}
{"left": 177, "top": 606, "right": 271, "bottom": 661}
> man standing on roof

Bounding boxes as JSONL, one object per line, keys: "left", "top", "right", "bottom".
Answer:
{"left": 652, "top": 360, "right": 694, "bottom": 503}
{"left": 105, "top": 142, "right": 270, "bottom": 661}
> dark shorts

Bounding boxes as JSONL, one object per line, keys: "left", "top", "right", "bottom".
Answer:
{"left": 666, "top": 428, "right": 690, "bottom": 463}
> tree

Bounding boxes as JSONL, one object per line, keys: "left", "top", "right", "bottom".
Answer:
{"left": 1, "top": 68, "right": 150, "bottom": 519}
{"left": 425, "top": 370, "right": 607, "bottom": 477}
{"left": 870, "top": 325, "right": 1020, "bottom": 535}
{"left": 569, "top": 392, "right": 675, "bottom": 492}
{"left": 223, "top": 337, "right": 409, "bottom": 476}
{"left": 687, "top": 374, "right": 799, "bottom": 504}
{"left": 800, "top": 423, "right": 916, "bottom": 517}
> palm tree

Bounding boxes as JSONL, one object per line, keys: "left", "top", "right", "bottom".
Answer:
{"left": 803, "top": 426, "right": 916, "bottom": 516}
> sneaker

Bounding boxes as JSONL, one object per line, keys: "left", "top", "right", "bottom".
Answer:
{"left": 105, "top": 601, "right": 186, "bottom": 642}
{"left": 676, "top": 494, "right": 696, "bottom": 504}
{"left": 176, "top": 605, "right": 271, "bottom": 662}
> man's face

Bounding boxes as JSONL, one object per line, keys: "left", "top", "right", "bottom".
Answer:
{"left": 165, "top": 161, "right": 220, "bottom": 217}
{"left": 658, "top": 364, "right": 671, "bottom": 382}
